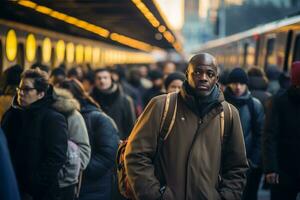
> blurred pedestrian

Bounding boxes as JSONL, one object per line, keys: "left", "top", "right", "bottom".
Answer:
{"left": 1, "top": 68, "right": 68, "bottom": 200}
{"left": 164, "top": 71, "right": 185, "bottom": 93}
{"left": 263, "top": 61, "right": 300, "bottom": 200}
{"left": 224, "top": 68, "right": 264, "bottom": 200}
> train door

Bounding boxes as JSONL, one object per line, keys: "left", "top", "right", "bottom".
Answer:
{"left": 292, "top": 33, "right": 300, "bottom": 63}
{"left": 283, "top": 30, "right": 293, "bottom": 71}
{"left": 264, "top": 35, "right": 276, "bottom": 69}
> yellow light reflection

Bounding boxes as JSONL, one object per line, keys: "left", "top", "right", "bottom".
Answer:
{"left": 42, "top": 37, "right": 52, "bottom": 63}
{"left": 26, "top": 33, "right": 36, "bottom": 62}
{"left": 5, "top": 29, "right": 18, "bottom": 62}
{"left": 84, "top": 46, "right": 92, "bottom": 63}
{"left": 66, "top": 42, "right": 75, "bottom": 63}
{"left": 56, "top": 40, "right": 65, "bottom": 62}
{"left": 92, "top": 48, "right": 100, "bottom": 64}
{"left": 76, "top": 45, "right": 84, "bottom": 64}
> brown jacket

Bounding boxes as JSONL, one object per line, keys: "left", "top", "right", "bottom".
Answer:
{"left": 124, "top": 88, "right": 248, "bottom": 200}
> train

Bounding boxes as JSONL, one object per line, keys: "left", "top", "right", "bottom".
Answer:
{"left": 194, "top": 15, "right": 300, "bottom": 73}
{"left": 0, "top": 19, "right": 155, "bottom": 74}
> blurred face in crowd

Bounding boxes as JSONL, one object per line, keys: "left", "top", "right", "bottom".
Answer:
{"left": 163, "top": 62, "right": 176, "bottom": 76}
{"left": 139, "top": 66, "right": 148, "bottom": 78}
{"left": 228, "top": 83, "right": 247, "bottom": 97}
{"left": 167, "top": 79, "right": 184, "bottom": 93}
{"left": 17, "top": 78, "right": 44, "bottom": 107}
{"left": 50, "top": 75, "right": 65, "bottom": 87}
{"left": 95, "top": 71, "right": 112, "bottom": 91}
{"left": 153, "top": 78, "right": 164, "bottom": 89}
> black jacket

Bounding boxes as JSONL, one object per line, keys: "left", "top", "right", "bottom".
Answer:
{"left": 79, "top": 101, "right": 119, "bottom": 200}
{"left": 91, "top": 84, "right": 136, "bottom": 139}
{"left": 248, "top": 76, "right": 271, "bottom": 110}
{"left": 1, "top": 86, "right": 68, "bottom": 199}
{"left": 263, "top": 86, "right": 300, "bottom": 182}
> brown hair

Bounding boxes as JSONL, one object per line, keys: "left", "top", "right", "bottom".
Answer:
{"left": 22, "top": 68, "right": 49, "bottom": 93}
{"left": 60, "top": 78, "right": 99, "bottom": 108}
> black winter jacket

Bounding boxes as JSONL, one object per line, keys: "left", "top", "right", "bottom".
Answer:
{"left": 263, "top": 86, "right": 300, "bottom": 181}
{"left": 91, "top": 84, "right": 136, "bottom": 139}
{"left": 1, "top": 86, "right": 68, "bottom": 199}
{"left": 79, "top": 101, "right": 119, "bottom": 200}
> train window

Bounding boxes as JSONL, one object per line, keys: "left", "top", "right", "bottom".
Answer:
{"left": 76, "top": 45, "right": 84, "bottom": 64}
{"left": 25, "top": 34, "right": 36, "bottom": 62}
{"left": 56, "top": 40, "right": 65, "bottom": 63}
{"left": 42, "top": 37, "right": 52, "bottom": 63}
{"left": 293, "top": 35, "right": 300, "bottom": 62}
{"left": 84, "top": 46, "right": 92, "bottom": 63}
{"left": 66, "top": 42, "right": 75, "bottom": 63}
{"left": 265, "top": 38, "right": 276, "bottom": 68}
{"left": 5, "top": 29, "right": 18, "bottom": 62}
{"left": 92, "top": 47, "right": 100, "bottom": 64}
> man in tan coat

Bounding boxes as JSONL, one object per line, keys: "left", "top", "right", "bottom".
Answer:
{"left": 124, "top": 53, "right": 248, "bottom": 200}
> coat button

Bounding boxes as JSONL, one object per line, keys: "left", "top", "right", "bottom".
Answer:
{"left": 181, "top": 117, "right": 185, "bottom": 121}
{"left": 198, "top": 119, "right": 202, "bottom": 124}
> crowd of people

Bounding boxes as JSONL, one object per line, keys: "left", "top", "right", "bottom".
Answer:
{"left": 0, "top": 53, "right": 299, "bottom": 200}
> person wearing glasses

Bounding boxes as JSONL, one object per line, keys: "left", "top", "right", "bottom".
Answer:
{"left": 1, "top": 68, "right": 68, "bottom": 200}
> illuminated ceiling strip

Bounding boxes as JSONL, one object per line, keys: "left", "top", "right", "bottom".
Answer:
{"left": 17, "top": 0, "right": 155, "bottom": 52}
{"left": 131, "top": 0, "right": 182, "bottom": 51}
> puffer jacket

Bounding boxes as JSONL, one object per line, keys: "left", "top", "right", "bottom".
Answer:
{"left": 125, "top": 86, "right": 248, "bottom": 200}
{"left": 79, "top": 100, "right": 119, "bottom": 200}
{"left": 52, "top": 88, "right": 91, "bottom": 187}
{"left": 224, "top": 88, "right": 264, "bottom": 167}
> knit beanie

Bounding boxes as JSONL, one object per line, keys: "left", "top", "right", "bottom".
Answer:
{"left": 291, "top": 61, "right": 300, "bottom": 86}
{"left": 164, "top": 72, "right": 186, "bottom": 89}
{"left": 227, "top": 68, "right": 248, "bottom": 85}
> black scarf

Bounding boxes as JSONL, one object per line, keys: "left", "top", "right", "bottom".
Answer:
{"left": 182, "top": 81, "right": 220, "bottom": 117}
{"left": 224, "top": 88, "right": 251, "bottom": 108}
{"left": 91, "top": 83, "right": 120, "bottom": 107}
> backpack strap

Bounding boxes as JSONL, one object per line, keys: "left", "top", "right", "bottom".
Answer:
{"left": 159, "top": 92, "right": 178, "bottom": 141}
{"left": 246, "top": 97, "right": 257, "bottom": 135}
{"left": 221, "top": 101, "right": 233, "bottom": 143}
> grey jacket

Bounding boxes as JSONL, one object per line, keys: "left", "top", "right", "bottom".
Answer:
{"left": 53, "top": 88, "right": 91, "bottom": 187}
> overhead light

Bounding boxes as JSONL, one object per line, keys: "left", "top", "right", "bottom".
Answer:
{"left": 17, "top": 0, "right": 155, "bottom": 51}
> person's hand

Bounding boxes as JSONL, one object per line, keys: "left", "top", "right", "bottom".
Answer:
{"left": 265, "top": 173, "right": 279, "bottom": 184}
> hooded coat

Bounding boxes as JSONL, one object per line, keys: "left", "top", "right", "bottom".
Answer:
{"left": 124, "top": 84, "right": 248, "bottom": 200}
{"left": 248, "top": 76, "right": 271, "bottom": 109}
{"left": 1, "top": 86, "right": 68, "bottom": 199}
{"left": 52, "top": 88, "right": 91, "bottom": 187}
{"left": 79, "top": 100, "right": 119, "bottom": 200}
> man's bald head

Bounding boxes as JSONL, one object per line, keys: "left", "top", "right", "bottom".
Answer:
{"left": 188, "top": 53, "right": 218, "bottom": 74}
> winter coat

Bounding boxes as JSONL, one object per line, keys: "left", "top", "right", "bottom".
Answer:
{"left": 124, "top": 86, "right": 248, "bottom": 200}
{"left": 52, "top": 88, "right": 91, "bottom": 187}
{"left": 224, "top": 89, "right": 264, "bottom": 167}
{"left": 248, "top": 76, "right": 272, "bottom": 109}
{"left": 79, "top": 101, "right": 119, "bottom": 200}
{"left": 143, "top": 86, "right": 164, "bottom": 107}
{"left": 0, "top": 87, "right": 16, "bottom": 122}
{"left": 263, "top": 86, "right": 300, "bottom": 185}
{"left": 91, "top": 84, "right": 136, "bottom": 139}
{"left": 1, "top": 86, "right": 68, "bottom": 200}
{"left": 0, "top": 128, "right": 20, "bottom": 200}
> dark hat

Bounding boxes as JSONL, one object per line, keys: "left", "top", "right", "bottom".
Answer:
{"left": 291, "top": 61, "right": 300, "bottom": 86}
{"left": 148, "top": 70, "right": 163, "bottom": 81}
{"left": 164, "top": 72, "right": 186, "bottom": 89}
{"left": 227, "top": 68, "right": 248, "bottom": 85}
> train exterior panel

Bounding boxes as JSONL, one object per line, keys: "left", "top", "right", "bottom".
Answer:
{"left": 195, "top": 15, "right": 300, "bottom": 73}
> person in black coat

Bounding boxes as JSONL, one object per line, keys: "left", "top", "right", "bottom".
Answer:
{"left": 1, "top": 68, "right": 68, "bottom": 200}
{"left": 0, "top": 127, "right": 20, "bottom": 200}
{"left": 263, "top": 61, "right": 300, "bottom": 200}
{"left": 91, "top": 68, "right": 136, "bottom": 140}
{"left": 60, "top": 79, "right": 119, "bottom": 200}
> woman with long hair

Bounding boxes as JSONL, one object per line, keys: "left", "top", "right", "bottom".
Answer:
{"left": 60, "top": 79, "right": 119, "bottom": 200}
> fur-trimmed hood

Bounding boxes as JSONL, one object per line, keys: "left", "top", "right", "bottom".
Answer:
{"left": 52, "top": 87, "right": 80, "bottom": 115}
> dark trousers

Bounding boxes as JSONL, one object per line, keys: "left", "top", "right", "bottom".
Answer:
{"left": 59, "top": 184, "right": 76, "bottom": 200}
{"left": 271, "top": 185, "right": 299, "bottom": 200}
{"left": 242, "top": 167, "right": 262, "bottom": 200}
